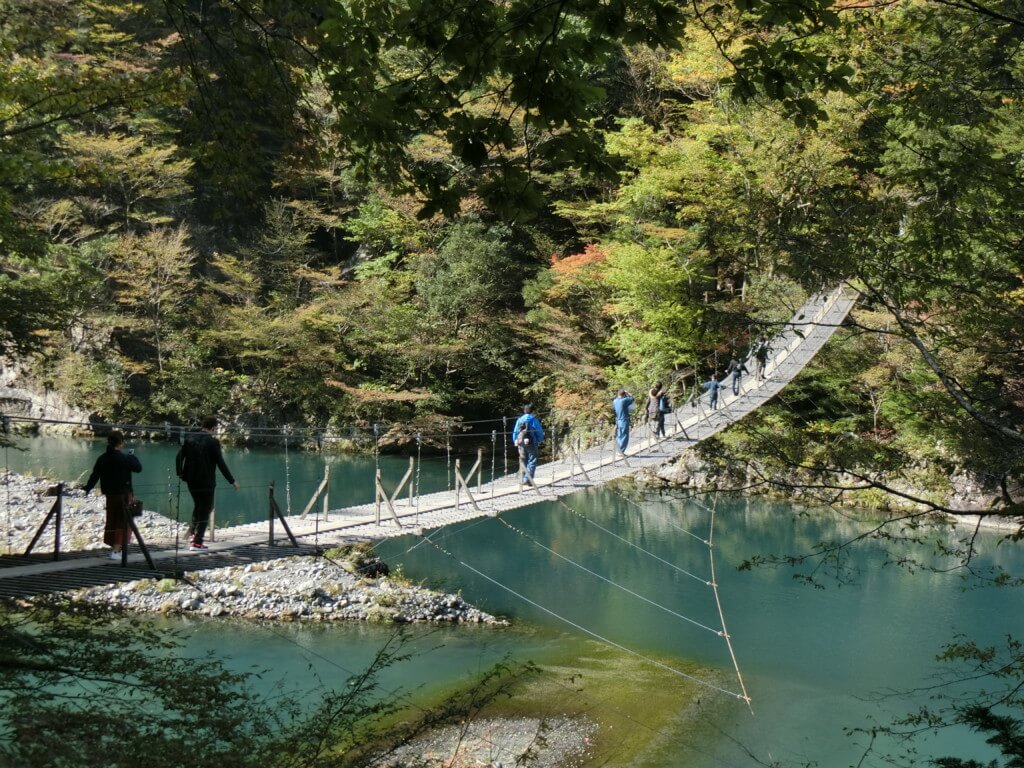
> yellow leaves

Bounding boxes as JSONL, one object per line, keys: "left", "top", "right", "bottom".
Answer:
{"left": 640, "top": 225, "right": 690, "bottom": 240}
{"left": 110, "top": 225, "right": 195, "bottom": 313}
{"left": 665, "top": 28, "right": 733, "bottom": 94}
{"left": 1003, "top": 277, "right": 1024, "bottom": 307}
{"left": 324, "top": 381, "right": 432, "bottom": 402}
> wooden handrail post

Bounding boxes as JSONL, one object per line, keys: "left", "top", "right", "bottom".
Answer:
{"left": 455, "top": 459, "right": 461, "bottom": 511}
{"left": 374, "top": 467, "right": 402, "bottom": 527}
{"left": 53, "top": 483, "right": 62, "bottom": 561}
{"left": 267, "top": 480, "right": 298, "bottom": 546}
{"left": 407, "top": 456, "right": 414, "bottom": 507}
{"left": 375, "top": 468, "right": 383, "bottom": 526}
{"left": 24, "top": 483, "right": 64, "bottom": 560}
{"left": 323, "top": 463, "right": 330, "bottom": 522}
{"left": 268, "top": 482, "right": 276, "bottom": 545}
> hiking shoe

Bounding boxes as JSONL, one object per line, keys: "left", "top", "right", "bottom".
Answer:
{"left": 108, "top": 550, "right": 122, "bottom": 560}
{"left": 188, "top": 543, "right": 208, "bottom": 552}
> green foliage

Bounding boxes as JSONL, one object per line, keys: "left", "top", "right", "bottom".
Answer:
{"left": 0, "top": 598, "right": 538, "bottom": 768}
{"left": 415, "top": 219, "right": 525, "bottom": 330}
{"left": 0, "top": 0, "right": 1019, "bottom": 502}
{"left": 603, "top": 241, "right": 706, "bottom": 384}
{"left": 346, "top": 197, "right": 423, "bottom": 280}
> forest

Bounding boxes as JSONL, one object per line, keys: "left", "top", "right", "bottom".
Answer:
{"left": 2, "top": 3, "right": 1024, "bottom": 767}
{"left": 0, "top": 0, "right": 1021, "bottom": 509}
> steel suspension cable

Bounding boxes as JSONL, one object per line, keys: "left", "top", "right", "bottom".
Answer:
{"left": 493, "top": 516, "right": 722, "bottom": 636}
{"left": 708, "top": 495, "right": 753, "bottom": 712}
{"left": 419, "top": 534, "right": 746, "bottom": 700}
{"left": 4, "top": 440, "right": 10, "bottom": 556}
{"left": 603, "top": 485, "right": 712, "bottom": 547}
{"left": 555, "top": 498, "right": 711, "bottom": 585}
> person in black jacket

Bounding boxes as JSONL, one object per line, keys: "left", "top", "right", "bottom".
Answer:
{"left": 175, "top": 416, "right": 239, "bottom": 552}
{"left": 83, "top": 430, "right": 142, "bottom": 560}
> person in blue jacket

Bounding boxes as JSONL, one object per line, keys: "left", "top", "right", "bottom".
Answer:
{"left": 512, "top": 404, "right": 544, "bottom": 485}
{"left": 612, "top": 389, "right": 635, "bottom": 454}
{"left": 703, "top": 375, "right": 726, "bottom": 410}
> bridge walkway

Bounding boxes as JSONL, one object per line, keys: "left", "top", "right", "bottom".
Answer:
{"left": 0, "top": 287, "right": 857, "bottom": 597}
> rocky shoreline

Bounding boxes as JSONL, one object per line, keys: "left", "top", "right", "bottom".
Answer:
{"left": 74, "top": 554, "right": 504, "bottom": 624}
{"left": 1, "top": 471, "right": 504, "bottom": 626}
{"left": 376, "top": 716, "right": 597, "bottom": 768}
{"left": 635, "top": 450, "right": 1023, "bottom": 533}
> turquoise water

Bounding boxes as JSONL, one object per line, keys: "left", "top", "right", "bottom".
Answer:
{"left": 5, "top": 436, "right": 1022, "bottom": 766}
{"left": 2, "top": 435, "right": 461, "bottom": 525}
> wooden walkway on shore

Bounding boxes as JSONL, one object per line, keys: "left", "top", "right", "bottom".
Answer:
{"left": 0, "top": 288, "right": 857, "bottom": 598}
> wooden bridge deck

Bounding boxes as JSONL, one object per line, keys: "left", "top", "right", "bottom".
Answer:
{"left": 0, "top": 288, "right": 857, "bottom": 597}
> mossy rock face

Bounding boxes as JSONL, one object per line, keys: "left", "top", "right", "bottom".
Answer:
{"left": 330, "top": 543, "right": 390, "bottom": 578}
{"left": 365, "top": 605, "right": 397, "bottom": 624}
{"left": 156, "top": 579, "right": 179, "bottom": 593}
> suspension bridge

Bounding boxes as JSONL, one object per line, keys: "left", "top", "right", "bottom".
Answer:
{"left": 0, "top": 286, "right": 856, "bottom": 598}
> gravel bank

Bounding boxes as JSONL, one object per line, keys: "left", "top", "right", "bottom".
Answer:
{"left": 2, "top": 471, "right": 503, "bottom": 625}
{"left": 376, "top": 716, "right": 597, "bottom": 768}
{"left": 73, "top": 555, "right": 505, "bottom": 624}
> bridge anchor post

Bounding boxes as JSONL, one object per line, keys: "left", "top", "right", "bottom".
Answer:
{"left": 268, "top": 481, "right": 299, "bottom": 546}
{"left": 454, "top": 458, "right": 483, "bottom": 513}
{"left": 24, "top": 483, "right": 63, "bottom": 561}
{"left": 375, "top": 467, "right": 407, "bottom": 528}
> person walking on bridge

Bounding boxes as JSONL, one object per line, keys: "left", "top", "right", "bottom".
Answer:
{"left": 512, "top": 405, "right": 544, "bottom": 485}
{"left": 726, "top": 356, "right": 750, "bottom": 396}
{"left": 647, "top": 384, "right": 668, "bottom": 438}
{"left": 612, "top": 389, "right": 635, "bottom": 455}
{"left": 176, "top": 416, "right": 239, "bottom": 552}
{"left": 702, "top": 375, "right": 726, "bottom": 410}
{"left": 83, "top": 430, "right": 142, "bottom": 560}
{"left": 753, "top": 336, "right": 770, "bottom": 381}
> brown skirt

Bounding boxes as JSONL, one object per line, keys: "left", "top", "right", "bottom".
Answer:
{"left": 104, "top": 494, "right": 131, "bottom": 549}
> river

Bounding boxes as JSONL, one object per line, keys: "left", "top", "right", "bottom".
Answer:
{"left": 5, "top": 435, "right": 1022, "bottom": 767}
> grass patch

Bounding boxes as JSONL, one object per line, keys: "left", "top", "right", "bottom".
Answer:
{"left": 487, "top": 641, "right": 724, "bottom": 767}
{"left": 364, "top": 636, "right": 728, "bottom": 768}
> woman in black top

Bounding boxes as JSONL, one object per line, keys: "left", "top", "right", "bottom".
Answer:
{"left": 83, "top": 431, "right": 142, "bottom": 560}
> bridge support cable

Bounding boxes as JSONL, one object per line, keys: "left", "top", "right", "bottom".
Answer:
{"left": 419, "top": 533, "right": 747, "bottom": 701}
{"left": 594, "top": 484, "right": 712, "bottom": 548}
{"left": 177, "top": 574, "right": 745, "bottom": 768}
{"left": 707, "top": 495, "right": 753, "bottom": 713}
{"left": 3, "top": 433, "right": 10, "bottom": 556}
{"left": 493, "top": 516, "right": 722, "bottom": 636}
{"left": 554, "top": 498, "right": 711, "bottom": 586}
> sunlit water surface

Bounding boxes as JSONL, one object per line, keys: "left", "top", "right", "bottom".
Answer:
{"left": 6, "top": 436, "right": 1022, "bottom": 767}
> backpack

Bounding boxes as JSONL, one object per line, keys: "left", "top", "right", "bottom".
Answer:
{"left": 515, "top": 418, "right": 533, "bottom": 447}
{"left": 658, "top": 394, "right": 673, "bottom": 414}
